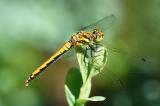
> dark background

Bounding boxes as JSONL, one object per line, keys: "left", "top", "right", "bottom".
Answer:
{"left": 0, "top": 0, "right": 160, "bottom": 106}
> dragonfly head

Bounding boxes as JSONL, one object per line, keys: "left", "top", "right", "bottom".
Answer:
{"left": 92, "top": 29, "right": 104, "bottom": 42}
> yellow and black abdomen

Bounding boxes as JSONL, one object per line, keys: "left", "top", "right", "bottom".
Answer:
{"left": 25, "top": 41, "right": 72, "bottom": 86}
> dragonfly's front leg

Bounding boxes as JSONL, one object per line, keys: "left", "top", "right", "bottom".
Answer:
{"left": 89, "top": 45, "right": 94, "bottom": 57}
{"left": 83, "top": 46, "right": 90, "bottom": 64}
{"left": 83, "top": 44, "right": 97, "bottom": 65}
{"left": 89, "top": 43, "right": 99, "bottom": 57}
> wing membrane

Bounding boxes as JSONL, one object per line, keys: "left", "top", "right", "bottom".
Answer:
{"left": 81, "top": 15, "right": 116, "bottom": 31}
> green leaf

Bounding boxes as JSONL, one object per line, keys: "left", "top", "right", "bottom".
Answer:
{"left": 65, "top": 85, "right": 75, "bottom": 106}
{"left": 84, "top": 96, "right": 106, "bottom": 101}
{"left": 65, "top": 68, "right": 83, "bottom": 98}
{"left": 74, "top": 45, "right": 108, "bottom": 106}
{"left": 65, "top": 68, "right": 83, "bottom": 106}
{"left": 90, "top": 46, "right": 108, "bottom": 77}
{"left": 76, "top": 45, "right": 108, "bottom": 80}
{"left": 65, "top": 45, "right": 108, "bottom": 106}
{"left": 76, "top": 96, "right": 106, "bottom": 106}
{"left": 76, "top": 47, "right": 89, "bottom": 83}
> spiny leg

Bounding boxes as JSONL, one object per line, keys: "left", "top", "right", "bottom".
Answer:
{"left": 83, "top": 46, "right": 90, "bottom": 65}
{"left": 89, "top": 44, "right": 97, "bottom": 57}
{"left": 83, "top": 44, "right": 99, "bottom": 65}
{"left": 83, "top": 44, "right": 96, "bottom": 64}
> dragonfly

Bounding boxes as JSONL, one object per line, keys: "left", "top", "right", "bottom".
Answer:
{"left": 24, "top": 14, "right": 118, "bottom": 86}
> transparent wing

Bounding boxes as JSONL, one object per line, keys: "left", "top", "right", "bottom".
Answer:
{"left": 80, "top": 15, "right": 116, "bottom": 31}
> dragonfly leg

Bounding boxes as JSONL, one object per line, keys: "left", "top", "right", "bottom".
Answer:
{"left": 83, "top": 45, "right": 96, "bottom": 65}
{"left": 83, "top": 46, "right": 90, "bottom": 64}
{"left": 95, "top": 43, "right": 99, "bottom": 50}
{"left": 89, "top": 44, "right": 97, "bottom": 57}
{"left": 83, "top": 44, "right": 105, "bottom": 66}
{"left": 90, "top": 43, "right": 104, "bottom": 56}
{"left": 90, "top": 46, "right": 93, "bottom": 57}
{"left": 91, "top": 44, "right": 104, "bottom": 58}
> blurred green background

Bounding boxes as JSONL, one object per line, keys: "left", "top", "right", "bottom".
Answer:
{"left": 0, "top": 0, "right": 160, "bottom": 106}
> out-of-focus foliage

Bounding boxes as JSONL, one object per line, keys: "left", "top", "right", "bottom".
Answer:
{"left": 0, "top": 0, "right": 160, "bottom": 106}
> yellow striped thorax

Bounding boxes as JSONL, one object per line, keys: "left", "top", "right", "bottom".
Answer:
{"left": 70, "top": 29, "right": 104, "bottom": 46}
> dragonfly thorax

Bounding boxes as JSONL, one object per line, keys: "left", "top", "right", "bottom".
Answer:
{"left": 70, "top": 30, "right": 103, "bottom": 47}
